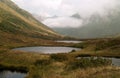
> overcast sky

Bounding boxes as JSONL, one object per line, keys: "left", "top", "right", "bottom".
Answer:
{"left": 12, "top": 0, "right": 120, "bottom": 28}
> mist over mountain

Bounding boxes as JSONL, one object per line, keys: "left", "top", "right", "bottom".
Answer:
{"left": 53, "top": 11, "right": 120, "bottom": 38}
{"left": 12, "top": 0, "right": 120, "bottom": 39}
{"left": 71, "top": 13, "right": 81, "bottom": 19}
{"left": 33, "top": 14, "right": 46, "bottom": 21}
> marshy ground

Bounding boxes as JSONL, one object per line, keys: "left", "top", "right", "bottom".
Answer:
{"left": 0, "top": 38, "right": 120, "bottom": 78}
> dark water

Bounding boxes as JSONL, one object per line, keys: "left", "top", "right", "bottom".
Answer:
{"left": 108, "top": 57, "right": 120, "bottom": 66}
{"left": 13, "top": 46, "right": 80, "bottom": 54}
{"left": 0, "top": 71, "right": 26, "bottom": 78}
{"left": 77, "top": 57, "right": 120, "bottom": 66}
{"left": 56, "top": 40, "right": 82, "bottom": 43}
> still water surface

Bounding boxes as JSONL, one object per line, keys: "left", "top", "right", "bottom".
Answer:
{"left": 13, "top": 40, "right": 81, "bottom": 54}
{"left": 56, "top": 40, "right": 82, "bottom": 43}
{"left": 0, "top": 71, "right": 26, "bottom": 78}
{"left": 13, "top": 46, "right": 80, "bottom": 54}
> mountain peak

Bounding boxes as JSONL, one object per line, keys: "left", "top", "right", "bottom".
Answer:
{"left": 71, "top": 13, "right": 81, "bottom": 19}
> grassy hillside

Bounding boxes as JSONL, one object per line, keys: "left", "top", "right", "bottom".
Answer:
{"left": 0, "top": 0, "right": 64, "bottom": 44}
{"left": 72, "top": 37, "right": 120, "bottom": 57}
{"left": 0, "top": 1, "right": 119, "bottom": 78}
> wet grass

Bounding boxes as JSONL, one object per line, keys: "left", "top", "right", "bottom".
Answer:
{"left": 0, "top": 49, "right": 119, "bottom": 78}
{"left": 0, "top": 38, "right": 120, "bottom": 78}
{"left": 71, "top": 38, "right": 120, "bottom": 58}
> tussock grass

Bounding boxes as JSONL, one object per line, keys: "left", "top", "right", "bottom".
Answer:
{"left": 0, "top": 0, "right": 119, "bottom": 78}
{"left": 66, "top": 57, "right": 112, "bottom": 70}
{"left": 1, "top": 49, "right": 119, "bottom": 78}
{"left": 50, "top": 53, "right": 69, "bottom": 62}
{"left": 72, "top": 38, "right": 120, "bottom": 57}
{"left": 0, "top": 37, "right": 119, "bottom": 78}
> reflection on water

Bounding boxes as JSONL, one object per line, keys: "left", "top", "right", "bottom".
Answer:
{"left": 108, "top": 57, "right": 120, "bottom": 66}
{"left": 0, "top": 71, "right": 26, "bottom": 78}
{"left": 56, "top": 40, "right": 82, "bottom": 43}
{"left": 13, "top": 47, "right": 80, "bottom": 54}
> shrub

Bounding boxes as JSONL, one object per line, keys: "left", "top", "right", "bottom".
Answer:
{"left": 50, "top": 54, "right": 68, "bottom": 62}
{"left": 34, "top": 59, "right": 51, "bottom": 66}
{"left": 71, "top": 49, "right": 76, "bottom": 53}
{"left": 76, "top": 54, "right": 91, "bottom": 57}
{"left": 66, "top": 57, "right": 112, "bottom": 70}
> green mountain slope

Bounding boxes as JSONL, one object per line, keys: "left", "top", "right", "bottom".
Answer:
{"left": 0, "top": 0, "right": 63, "bottom": 44}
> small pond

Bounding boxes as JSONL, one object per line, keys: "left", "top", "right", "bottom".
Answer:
{"left": 13, "top": 46, "right": 80, "bottom": 54}
{"left": 0, "top": 71, "right": 27, "bottom": 78}
{"left": 56, "top": 40, "right": 82, "bottom": 43}
{"left": 77, "top": 57, "right": 120, "bottom": 66}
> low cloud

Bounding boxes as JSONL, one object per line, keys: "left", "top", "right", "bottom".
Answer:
{"left": 42, "top": 17, "right": 83, "bottom": 28}
{"left": 12, "top": 0, "right": 120, "bottom": 28}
